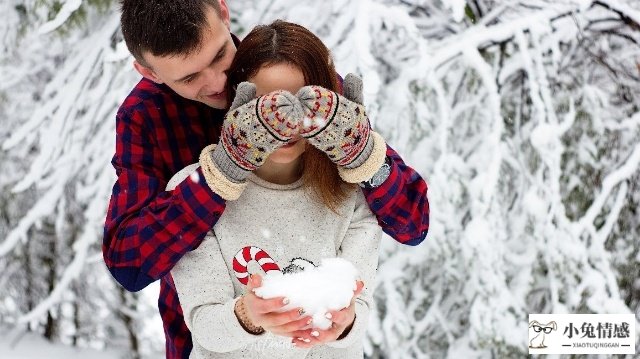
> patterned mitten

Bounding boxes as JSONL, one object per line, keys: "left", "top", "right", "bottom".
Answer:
{"left": 199, "top": 82, "right": 303, "bottom": 200}
{"left": 296, "top": 73, "right": 387, "bottom": 183}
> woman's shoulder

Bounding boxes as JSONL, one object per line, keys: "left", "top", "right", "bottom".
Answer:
{"left": 166, "top": 163, "right": 200, "bottom": 191}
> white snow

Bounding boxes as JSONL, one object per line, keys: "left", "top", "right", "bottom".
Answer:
{"left": 2, "top": 0, "right": 640, "bottom": 358}
{"left": 253, "top": 258, "right": 359, "bottom": 330}
{"left": 0, "top": 330, "right": 122, "bottom": 359}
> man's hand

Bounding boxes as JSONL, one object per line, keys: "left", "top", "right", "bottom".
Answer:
{"left": 237, "top": 274, "right": 313, "bottom": 337}
{"left": 289, "top": 280, "right": 364, "bottom": 348}
{"left": 296, "top": 78, "right": 371, "bottom": 169}
{"left": 296, "top": 74, "right": 387, "bottom": 184}
{"left": 215, "top": 82, "right": 303, "bottom": 179}
{"left": 199, "top": 82, "right": 304, "bottom": 200}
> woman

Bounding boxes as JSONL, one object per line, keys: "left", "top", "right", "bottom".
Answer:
{"left": 167, "top": 20, "right": 382, "bottom": 358}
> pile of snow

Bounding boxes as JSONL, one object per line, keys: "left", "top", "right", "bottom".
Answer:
{"left": 253, "top": 258, "right": 359, "bottom": 330}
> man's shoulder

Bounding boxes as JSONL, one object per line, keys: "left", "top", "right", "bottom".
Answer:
{"left": 119, "top": 78, "right": 179, "bottom": 112}
{"left": 116, "top": 78, "right": 218, "bottom": 126}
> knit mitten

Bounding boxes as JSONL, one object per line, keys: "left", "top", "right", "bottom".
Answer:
{"left": 199, "top": 82, "right": 303, "bottom": 200}
{"left": 296, "top": 74, "right": 387, "bottom": 183}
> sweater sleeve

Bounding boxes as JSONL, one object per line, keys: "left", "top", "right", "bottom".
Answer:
{"left": 327, "top": 190, "right": 382, "bottom": 349}
{"left": 171, "top": 231, "right": 264, "bottom": 353}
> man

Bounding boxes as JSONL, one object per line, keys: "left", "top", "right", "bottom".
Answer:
{"left": 104, "top": 0, "right": 430, "bottom": 358}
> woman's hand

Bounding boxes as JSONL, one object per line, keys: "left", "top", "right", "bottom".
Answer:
{"left": 289, "top": 280, "right": 364, "bottom": 348}
{"left": 236, "top": 274, "right": 313, "bottom": 336}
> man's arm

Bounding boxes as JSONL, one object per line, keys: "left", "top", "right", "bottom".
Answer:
{"left": 299, "top": 75, "right": 430, "bottom": 246}
{"left": 360, "top": 145, "right": 429, "bottom": 246}
{"left": 102, "top": 107, "right": 226, "bottom": 292}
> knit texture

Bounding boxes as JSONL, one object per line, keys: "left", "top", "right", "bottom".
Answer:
{"left": 338, "top": 131, "right": 387, "bottom": 184}
{"left": 296, "top": 72, "right": 382, "bottom": 174}
{"left": 212, "top": 82, "right": 304, "bottom": 183}
{"left": 167, "top": 165, "right": 382, "bottom": 358}
{"left": 296, "top": 86, "right": 371, "bottom": 168}
{"left": 342, "top": 73, "right": 363, "bottom": 106}
{"left": 198, "top": 144, "right": 247, "bottom": 201}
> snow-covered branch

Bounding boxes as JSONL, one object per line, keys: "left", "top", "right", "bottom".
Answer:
{"left": 2, "top": 0, "right": 640, "bottom": 356}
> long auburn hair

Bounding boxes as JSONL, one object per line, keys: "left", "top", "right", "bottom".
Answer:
{"left": 226, "top": 20, "right": 352, "bottom": 211}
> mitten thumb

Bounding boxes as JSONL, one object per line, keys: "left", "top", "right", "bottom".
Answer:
{"left": 255, "top": 90, "right": 303, "bottom": 141}
{"left": 274, "top": 91, "right": 305, "bottom": 126}
{"left": 343, "top": 73, "right": 363, "bottom": 105}
{"left": 295, "top": 85, "right": 337, "bottom": 137}
{"left": 230, "top": 82, "right": 257, "bottom": 110}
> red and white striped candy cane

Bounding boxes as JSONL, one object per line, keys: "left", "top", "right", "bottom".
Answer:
{"left": 232, "top": 246, "right": 281, "bottom": 285}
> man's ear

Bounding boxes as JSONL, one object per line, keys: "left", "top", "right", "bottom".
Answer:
{"left": 133, "top": 60, "right": 163, "bottom": 84}
{"left": 218, "top": 0, "right": 231, "bottom": 29}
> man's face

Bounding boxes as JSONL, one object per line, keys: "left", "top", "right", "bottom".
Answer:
{"left": 135, "top": 4, "right": 236, "bottom": 109}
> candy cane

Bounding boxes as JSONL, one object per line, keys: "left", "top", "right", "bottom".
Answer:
{"left": 232, "top": 246, "right": 281, "bottom": 285}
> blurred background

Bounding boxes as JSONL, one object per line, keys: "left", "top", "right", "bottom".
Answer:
{"left": 0, "top": 0, "right": 639, "bottom": 358}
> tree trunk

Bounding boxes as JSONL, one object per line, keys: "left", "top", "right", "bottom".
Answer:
{"left": 119, "top": 288, "right": 140, "bottom": 359}
{"left": 42, "top": 220, "right": 57, "bottom": 341}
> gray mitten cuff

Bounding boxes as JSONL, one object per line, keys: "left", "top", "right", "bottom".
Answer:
{"left": 338, "top": 131, "right": 387, "bottom": 184}
{"left": 199, "top": 144, "right": 248, "bottom": 201}
{"left": 343, "top": 131, "right": 374, "bottom": 169}
{"left": 211, "top": 144, "right": 252, "bottom": 184}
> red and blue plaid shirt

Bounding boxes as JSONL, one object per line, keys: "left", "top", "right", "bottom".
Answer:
{"left": 103, "top": 78, "right": 429, "bottom": 358}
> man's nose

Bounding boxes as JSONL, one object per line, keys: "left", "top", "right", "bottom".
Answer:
{"left": 201, "top": 67, "right": 227, "bottom": 93}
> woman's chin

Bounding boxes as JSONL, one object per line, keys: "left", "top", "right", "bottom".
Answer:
{"left": 267, "top": 142, "right": 306, "bottom": 164}
{"left": 267, "top": 153, "right": 303, "bottom": 164}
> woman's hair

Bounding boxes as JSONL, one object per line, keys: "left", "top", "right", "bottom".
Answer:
{"left": 226, "top": 20, "right": 351, "bottom": 211}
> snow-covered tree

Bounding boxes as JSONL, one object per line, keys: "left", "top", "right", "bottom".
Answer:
{"left": 1, "top": 0, "right": 639, "bottom": 358}
{"left": 0, "top": 1, "right": 155, "bottom": 357}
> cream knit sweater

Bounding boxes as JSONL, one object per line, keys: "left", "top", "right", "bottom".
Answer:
{"left": 166, "top": 164, "right": 382, "bottom": 359}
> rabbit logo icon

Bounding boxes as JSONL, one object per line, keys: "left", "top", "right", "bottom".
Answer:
{"left": 529, "top": 320, "right": 557, "bottom": 349}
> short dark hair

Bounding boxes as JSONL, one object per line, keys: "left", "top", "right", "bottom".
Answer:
{"left": 119, "top": 0, "right": 222, "bottom": 67}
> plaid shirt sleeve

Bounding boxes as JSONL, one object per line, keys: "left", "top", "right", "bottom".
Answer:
{"left": 160, "top": 275, "right": 192, "bottom": 359}
{"left": 360, "top": 145, "right": 430, "bottom": 245}
{"left": 102, "top": 105, "right": 226, "bottom": 292}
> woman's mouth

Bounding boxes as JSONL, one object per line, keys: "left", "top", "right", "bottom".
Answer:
{"left": 281, "top": 139, "right": 300, "bottom": 148}
{"left": 206, "top": 91, "right": 226, "bottom": 100}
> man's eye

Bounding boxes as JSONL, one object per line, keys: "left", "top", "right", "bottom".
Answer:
{"left": 182, "top": 77, "right": 195, "bottom": 84}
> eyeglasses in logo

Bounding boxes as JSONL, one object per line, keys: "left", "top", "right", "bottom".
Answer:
{"left": 529, "top": 320, "right": 558, "bottom": 349}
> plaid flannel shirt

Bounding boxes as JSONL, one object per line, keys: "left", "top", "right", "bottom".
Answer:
{"left": 103, "top": 77, "right": 429, "bottom": 359}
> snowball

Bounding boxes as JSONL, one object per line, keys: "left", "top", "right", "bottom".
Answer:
{"left": 253, "top": 258, "right": 359, "bottom": 330}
